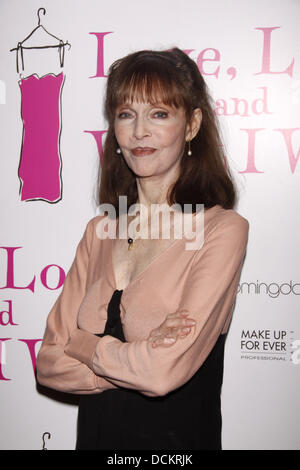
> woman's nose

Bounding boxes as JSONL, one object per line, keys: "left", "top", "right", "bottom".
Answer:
{"left": 133, "top": 116, "right": 151, "bottom": 139}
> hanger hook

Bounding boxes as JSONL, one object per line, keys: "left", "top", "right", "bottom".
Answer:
{"left": 37, "top": 8, "right": 46, "bottom": 26}
{"left": 42, "top": 431, "right": 51, "bottom": 450}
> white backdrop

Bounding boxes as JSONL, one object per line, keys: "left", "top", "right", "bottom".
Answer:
{"left": 0, "top": 0, "right": 299, "bottom": 450}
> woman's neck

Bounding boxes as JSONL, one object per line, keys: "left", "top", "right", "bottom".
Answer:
{"left": 135, "top": 171, "right": 178, "bottom": 211}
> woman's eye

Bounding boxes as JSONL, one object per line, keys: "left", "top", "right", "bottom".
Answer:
{"left": 118, "top": 111, "right": 132, "bottom": 119}
{"left": 153, "top": 111, "right": 168, "bottom": 119}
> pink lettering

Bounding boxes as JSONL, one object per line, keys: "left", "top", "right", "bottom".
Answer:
{"left": 18, "top": 339, "right": 43, "bottom": 375}
{"left": 84, "top": 130, "right": 107, "bottom": 167}
{"left": 0, "top": 300, "right": 18, "bottom": 326}
{"left": 252, "top": 87, "right": 272, "bottom": 115}
{"left": 255, "top": 27, "right": 294, "bottom": 77}
{"left": 239, "top": 129, "right": 265, "bottom": 173}
{"left": 215, "top": 98, "right": 250, "bottom": 117}
{"left": 89, "top": 32, "right": 113, "bottom": 78}
{"left": 0, "top": 247, "right": 35, "bottom": 292}
{"left": 215, "top": 88, "right": 272, "bottom": 117}
{"left": 197, "top": 48, "right": 220, "bottom": 78}
{"left": 274, "top": 128, "right": 300, "bottom": 173}
{"left": 40, "top": 264, "right": 65, "bottom": 290}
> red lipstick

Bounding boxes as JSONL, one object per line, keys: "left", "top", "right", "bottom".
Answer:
{"left": 132, "top": 147, "right": 156, "bottom": 157}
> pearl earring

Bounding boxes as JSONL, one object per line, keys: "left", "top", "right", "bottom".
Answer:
{"left": 187, "top": 140, "right": 192, "bottom": 156}
{"left": 116, "top": 148, "right": 122, "bottom": 154}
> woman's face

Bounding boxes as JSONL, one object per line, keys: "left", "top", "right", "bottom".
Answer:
{"left": 114, "top": 100, "right": 199, "bottom": 181}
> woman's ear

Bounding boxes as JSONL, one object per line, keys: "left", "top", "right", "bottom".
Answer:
{"left": 185, "top": 108, "right": 202, "bottom": 141}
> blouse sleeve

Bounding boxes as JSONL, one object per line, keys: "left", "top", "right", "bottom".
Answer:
{"left": 36, "top": 217, "right": 117, "bottom": 394}
{"left": 64, "top": 212, "right": 249, "bottom": 397}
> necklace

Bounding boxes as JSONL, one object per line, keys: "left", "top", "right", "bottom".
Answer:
{"left": 126, "top": 212, "right": 142, "bottom": 251}
{"left": 126, "top": 203, "right": 170, "bottom": 250}
{"left": 127, "top": 237, "right": 134, "bottom": 250}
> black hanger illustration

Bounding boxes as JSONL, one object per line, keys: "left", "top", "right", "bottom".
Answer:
{"left": 10, "top": 8, "right": 71, "bottom": 73}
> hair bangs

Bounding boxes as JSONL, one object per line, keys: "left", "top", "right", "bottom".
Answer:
{"left": 114, "top": 66, "right": 187, "bottom": 111}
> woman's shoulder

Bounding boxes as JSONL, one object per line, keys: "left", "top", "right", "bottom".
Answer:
{"left": 82, "top": 213, "right": 106, "bottom": 234}
{"left": 204, "top": 204, "right": 249, "bottom": 239}
{"left": 83, "top": 213, "right": 117, "bottom": 244}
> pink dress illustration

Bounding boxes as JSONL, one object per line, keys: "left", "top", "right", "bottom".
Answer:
{"left": 18, "top": 72, "right": 65, "bottom": 202}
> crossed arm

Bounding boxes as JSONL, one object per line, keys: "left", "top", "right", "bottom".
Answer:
{"left": 36, "top": 214, "right": 249, "bottom": 397}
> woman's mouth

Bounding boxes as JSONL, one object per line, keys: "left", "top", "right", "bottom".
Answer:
{"left": 132, "top": 147, "right": 156, "bottom": 157}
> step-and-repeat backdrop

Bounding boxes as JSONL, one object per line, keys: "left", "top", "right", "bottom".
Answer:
{"left": 0, "top": 0, "right": 299, "bottom": 450}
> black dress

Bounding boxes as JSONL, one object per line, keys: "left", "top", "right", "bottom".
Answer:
{"left": 76, "top": 289, "right": 226, "bottom": 450}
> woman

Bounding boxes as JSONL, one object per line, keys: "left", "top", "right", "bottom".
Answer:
{"left": 36, "top": 48, "right": 249, "bottom": 450}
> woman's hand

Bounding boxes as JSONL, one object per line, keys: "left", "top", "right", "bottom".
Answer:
{"left": 148, "top": 310, "right": 196, "bottom": 348}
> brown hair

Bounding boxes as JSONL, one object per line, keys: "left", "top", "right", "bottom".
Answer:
{"left": 98, "top": 48, "right": 236, "bottom": 212}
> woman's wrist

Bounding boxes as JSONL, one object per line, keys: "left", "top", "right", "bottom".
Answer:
{"left": 64, "top": 329, "right": 100, "bottom": 369}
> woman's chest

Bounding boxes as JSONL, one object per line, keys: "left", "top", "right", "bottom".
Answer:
{"left": 78, "top": 235, "right": 197, "bottom": 340}
{"left": 112, "top": 237, "right": 178, "bottom": 290}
